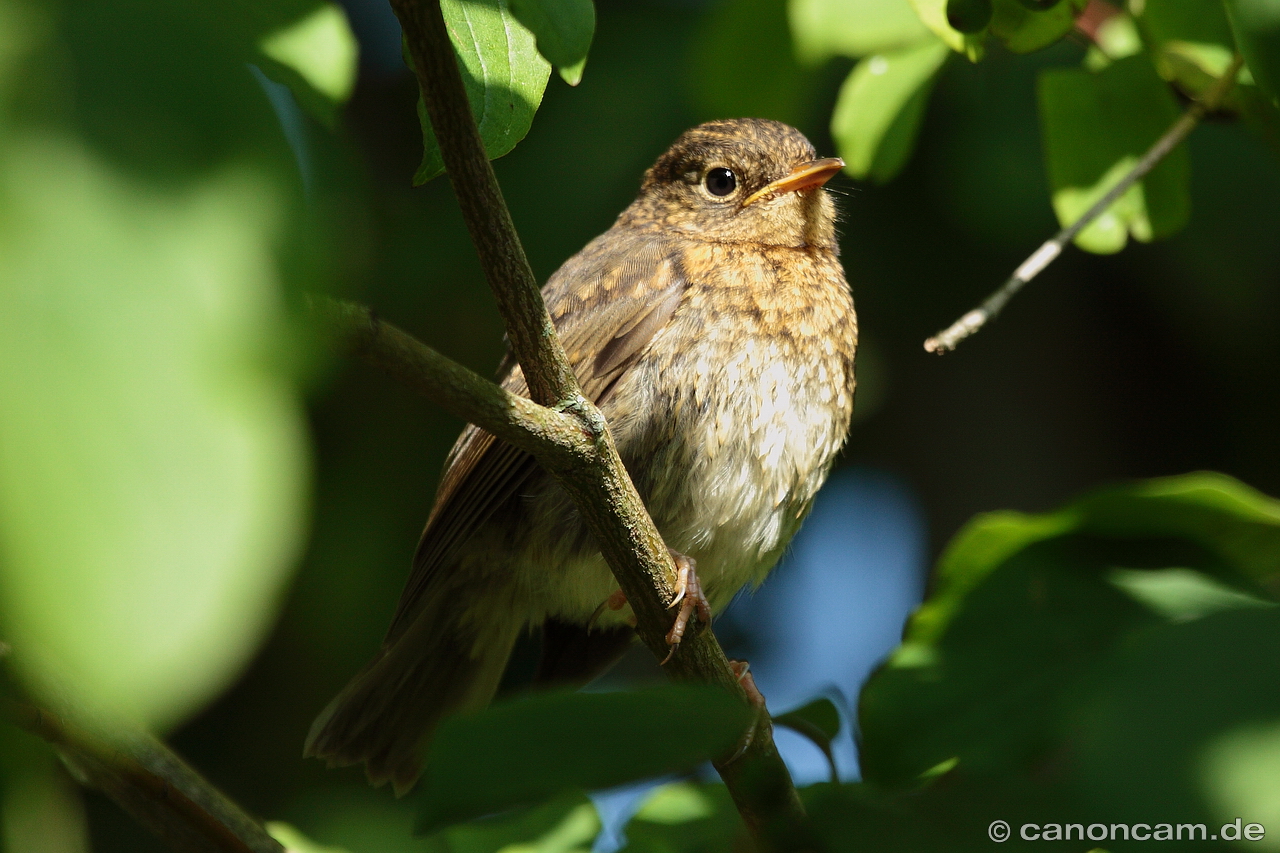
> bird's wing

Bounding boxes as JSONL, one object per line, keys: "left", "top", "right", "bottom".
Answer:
{"left": 383, "top": 233, "right": 687, "bottom": 642}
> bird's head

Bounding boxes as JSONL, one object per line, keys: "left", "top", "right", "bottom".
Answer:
{"left": 623, "top": 118, "right": 842, "bottom": 250}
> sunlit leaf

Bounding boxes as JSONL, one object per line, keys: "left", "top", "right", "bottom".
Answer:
{"left": 257, "top": 2, "right": 359, "bottom": 125}
{"left": 1037, "top": 55, "right": 1189, "bottom": 253}
{"left": 422, "top": 792, "right": 599, "bottom": 853}
{"left": 508, "top": 0, "right": 594, "bottom": 85}
{"left": 623, "top": 783, "right": 744, "bottom": 852}
{"left": 789, "top": 0, "right": 931, "bottom": 63}
{"left": 0, "top": 138, "right": 309, "bottom": 729}
{"left": 268, "top": 821, "right": 355, "bottom": 853}
{"left": 831, "top": 39, "right": 949, "bottom": 182}
{"left": 413, "top": 0, "right": 552, "bottom": 185}
{"left": 416, "top": 687, "right": 753, "bottom": 833}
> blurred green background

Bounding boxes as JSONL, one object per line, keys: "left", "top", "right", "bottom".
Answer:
{"left": 2, "top": 0, "right": 1279, "bottom": 849}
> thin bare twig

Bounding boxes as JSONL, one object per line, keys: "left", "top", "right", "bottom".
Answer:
{"left": 925, "top": 53, "right": 1246, "bottom": 354}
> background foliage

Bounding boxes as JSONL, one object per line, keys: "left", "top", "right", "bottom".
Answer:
{"left": 1, "top": 0, "right": 1279, "bottom": 849}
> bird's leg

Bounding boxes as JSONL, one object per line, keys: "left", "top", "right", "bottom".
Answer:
{"left": 586, "top": 588, "right": 630, "bottom": 634}
{"left": 723, "top": 659, "right": 767, "bottom": 764}
{"left": 661, "top": 549, "right": 711, "bottom": 664}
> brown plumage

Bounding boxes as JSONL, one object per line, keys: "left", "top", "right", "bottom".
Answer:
{"left": 306, "top": 118, "right": 859, "bottom": 793}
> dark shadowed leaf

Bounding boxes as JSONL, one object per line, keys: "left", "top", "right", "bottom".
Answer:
{"left": 860, "top": 472, "right": 1280, "bottom": 790}
{"left": 1224, "top": 0, "right": 1280, "bottom": 104}
{"left": 775, "top": 697, "right": 843, "bottom": 782}
{"left": 989, "top": 0, "right": 1084, "bottom": 53}
{"left": 416, "top": 686, "right": 754, "bottom": 833}
{"left": 909, "top": 0, "right": 986, "bottom": 58}
{"left": 508, "top": 0, "right": 594, "bottom": 85}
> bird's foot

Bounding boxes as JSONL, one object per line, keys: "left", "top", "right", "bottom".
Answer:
{"left": 724, "top": 659, "right": 767, "bottom": 764}
{"left": 661, "top": 550, "right": 710, "bottom": 665}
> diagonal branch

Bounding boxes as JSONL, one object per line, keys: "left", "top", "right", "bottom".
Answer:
{"left": 1, "top": 650, "right": 282, "bottom": 853}
{"left": 924, "top": 53, "right": 1246, "bottom": 355}
{"left": 360, "top": 2, "right": 814, "bottom": 838}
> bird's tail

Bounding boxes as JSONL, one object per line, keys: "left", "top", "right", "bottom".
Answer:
{"left": 304, "top": 592, "right": 521, "bottom": 795}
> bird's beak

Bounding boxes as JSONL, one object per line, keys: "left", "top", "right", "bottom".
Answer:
{"left": 742, "top": 157, "right": 844, "bottom": 206}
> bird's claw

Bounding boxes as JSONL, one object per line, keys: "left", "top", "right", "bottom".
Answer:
{"left": 723, "top": 659, "right": 767, "bottom": 765}
{"left": 661, "top": 550, "right": 710, "bottom": 664}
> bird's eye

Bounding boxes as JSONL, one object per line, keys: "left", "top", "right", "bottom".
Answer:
{"left": 704, "top": 167, "right": 737, "bottom": 197}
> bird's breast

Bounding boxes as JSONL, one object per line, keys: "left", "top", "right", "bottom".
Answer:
{"left": 603, "top": 240, "right": 857, "bottom": 606}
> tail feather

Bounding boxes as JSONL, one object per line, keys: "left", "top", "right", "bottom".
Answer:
{"left": 305, "top": 598, "right": 520, "bottom": 794}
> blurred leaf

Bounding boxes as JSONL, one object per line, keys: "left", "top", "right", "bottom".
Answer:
{"left": 860, "top": 472, "right": 1280, "bottom": 789}
{"left": 622, "top": 783, "right": 744, "bottom": 852}
{"left": 945, "top": 0, "right": 993, "bottom": 34}
{"left": 689, "top": 0, "right": 819, "bottom": 128}
{"left": 831, "top": 39, "right": 949, "bottom": 182}
{"left": 0, "top": 132, "right": 308, "bottom": 729}
{"left": 423, "top": 792, "right": 599, "bottom": 853}
{"left": 1108, "top": 567, "right": 1276, "bottom": 621}
{"left": 413, "top": 0, "right": 551, "bottom": 185}
{"left": 1071, "top": 610, "right": 1280, "bottom": 830}
{"left": 256, "top": 2, "right": 359, "bottom": 126}
{"left": 1037, "top": 55, "right": 1189, "bottom": 253}
{"left": 1224, "top": 0, "right": 1280, "bottom": 104}
{"left": 417, "top": 687, "right": 754, "bottom": 834}
{"left": 789, "top": 0, "right": 931, "bottom": 63}
{"left": 908, "top": 0, "right": 985, "bottom": 59}
{"left": 776, "top": 697, "right": 842, "bottom": 741}
{"left": 775, "top": 697, "right": 843, "bottom": 781}
{"left": 989, "top": 0, "right": 1083, "bottom": 53}
{"left": 269, "top": 821, "right": 355, "bottom": 853}
{"left": 508, "top": 0, "right": 594, "bottom": 86}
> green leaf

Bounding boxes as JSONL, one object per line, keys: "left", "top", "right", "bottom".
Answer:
{"left": 908, "top": 0, "right": 985, "bottom": 59}
{"left": 789, "top": 0, "right": 931, "bottom": 63}
{"left": 859, "top": 472, "right": 1280, "bottom": 788}
{"left": 623, "top": 783, "right": 745, "bottom": 852}
{"left": 416, "top": 687, "right": 754, "bottom": 834}
{"left": 945, "top": 0, "right": 992, "bottom": 34}
{"left": 422, "top": 792, "right": 599, "bottom": 853}
{"left": 256, "top": 2, "right": 359, "bottom": 126}
{"left": 508, "top": 0, "right": 594, "bottom": 86}
{"left": 775, "top": 697, "right": 843, "bottom": 782}
{"left": 0, "top": 138, "right": 310, "bottom": 730}
{"left": 267, "top": 822, "right": 355, "bottom": 853}
{"left": 1037, "top": 55, "right": 1190, "bottom": 253}
{"left": 989, "top": 0, "right": 1084, "bottom": 53}
{"left": 1224, "top": 0, "right": 1280, "bottom": 104}
{"left": 831, "top": 39, "right": 949, "bottom": 182}
{"left": 413, "top": 0, "right": 552, "bottom": 185}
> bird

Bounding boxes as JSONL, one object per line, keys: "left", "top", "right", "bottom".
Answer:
{"left": 306, "top": 118, "right": 859, "bottom": 793}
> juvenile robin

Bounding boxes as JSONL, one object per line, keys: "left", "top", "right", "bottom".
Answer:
{"left": 306, "top": 118, "right": 858, "bottom": 792}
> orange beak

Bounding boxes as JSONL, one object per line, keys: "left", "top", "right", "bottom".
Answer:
{"left": 742, "top": 157, "right": 844, "bottom": 206}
